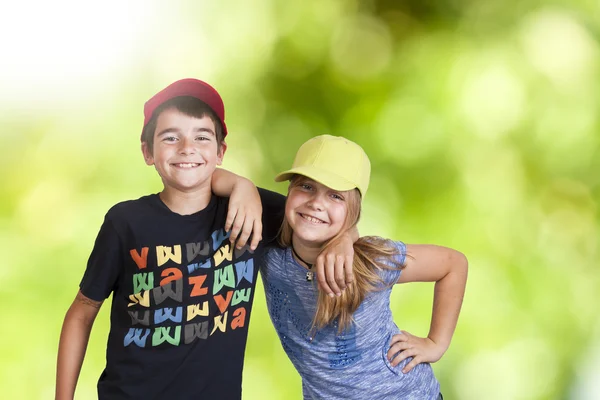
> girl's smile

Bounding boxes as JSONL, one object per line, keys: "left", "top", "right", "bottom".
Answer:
{"left": 285, "top": 179, "right": 350, "bottom": 246}
{"left": 297, "top": 213, "right": 327, "bottom": 224}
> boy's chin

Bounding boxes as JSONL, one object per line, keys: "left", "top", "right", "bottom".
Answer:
{"left": 162, "top": 180, "right": 212, "bottom": 193}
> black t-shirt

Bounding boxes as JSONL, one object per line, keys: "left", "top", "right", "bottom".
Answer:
{"left": 80, "top": 189, "right": 285, "bottom": 400}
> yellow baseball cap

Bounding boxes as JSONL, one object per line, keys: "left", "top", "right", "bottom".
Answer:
{"left": 275, "top": 135, "right": 371, "bottom": 196}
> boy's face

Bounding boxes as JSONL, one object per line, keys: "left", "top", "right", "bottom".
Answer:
{"left": 142, "top": 107, "right": 226, "bottom": 194}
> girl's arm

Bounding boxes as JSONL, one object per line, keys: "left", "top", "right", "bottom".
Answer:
{"left": 387, "top": 245, "right": 468, "bottom": 373}
{"left": 56, "top": 291, "right": 103, "bottom": 400}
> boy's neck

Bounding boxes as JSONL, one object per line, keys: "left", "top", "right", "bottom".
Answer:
{"left": 291, "top": 236, "right": 322, "bottom": 268}
{"left": 159, "top": 186, "right": 213, "bottom": 215}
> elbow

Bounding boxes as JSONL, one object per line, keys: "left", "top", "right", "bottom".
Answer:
{"left": 64, "top": 303, "right": 101, "bottom": 328}
{"left": 64, "top": 308, "right": 94, "bottom": 328}
{"left": 453, "top": 250, "right": 468, "bottom": 278}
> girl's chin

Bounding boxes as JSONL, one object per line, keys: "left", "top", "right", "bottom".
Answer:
{"left": 293, "top": 234, "right": 336, "bottom": 246}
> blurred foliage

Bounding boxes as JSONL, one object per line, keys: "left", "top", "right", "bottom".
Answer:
{"left": 1, "top": 0, "right": 599, "bottom": 399}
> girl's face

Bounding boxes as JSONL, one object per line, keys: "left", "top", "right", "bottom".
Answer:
{"left": 285, "top": 178, "right": 351, "bottom": 247}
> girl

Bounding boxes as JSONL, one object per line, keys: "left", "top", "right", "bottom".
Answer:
{"left": 261, "top": 135, "right": 468, "bottom": 399}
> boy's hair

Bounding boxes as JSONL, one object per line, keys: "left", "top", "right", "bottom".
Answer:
{"left": 141, "top": 96, "right": 226, "bottom": 153}
{"left": 278, "top": 175, "right": 405, "bottom": 334}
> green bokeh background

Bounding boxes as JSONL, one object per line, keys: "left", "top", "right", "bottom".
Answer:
{"left": 2, "top": 1, "right": 599, "bottom": 399}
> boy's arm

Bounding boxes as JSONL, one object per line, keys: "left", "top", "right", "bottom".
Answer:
{"left": 387, "top": 245, "right": 468, "bottom": 373}
{"left": 212, "top": 168, "right": 357, "bottom": 295}
{"left": 56, "top": 291, "right": 103, "bottom": 400}
{"left": 212, "top": 168, "right": 263, "bottom": 251}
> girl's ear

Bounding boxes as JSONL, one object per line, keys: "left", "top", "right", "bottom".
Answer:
{"left": 141, "top": 142, "right": 154, "bottom": 166}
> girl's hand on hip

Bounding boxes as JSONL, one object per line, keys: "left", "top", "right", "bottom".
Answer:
{"left": 387, "top": 330, "right": 446, "bottom": 374}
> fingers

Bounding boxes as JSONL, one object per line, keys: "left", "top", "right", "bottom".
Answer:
{"left": 227, "top": 204, "right": 264, "bottom": 251}
{"left": 333, "top": 255, "right": 346, "bottom": 290}
{"left": 315, "top": 256, "right": 334, "bottom": 297}
{"left": 324, "top": 253, "right": 342, "bottom": 296}
{"left": 314, "top": 235, "right": 355, "bottom": 296}
{"left": 229, "top": 213, "right": 245, "bottom": 248}
{"left": 248, "top": 219, "right": 263, "bottom": 251}
{"left": 225, "top": 208, "right": 238, "bottom": 233}
{"left": 401, "top": 356, "right": 422, "bottom": 374}
{"left": 387, "top": 331, "right": 427, "bottom": 373}
{"left": 388, "top": 343, "right": 417, "bottom": 371}
{"left": 235, "top": 215, "right": 256, "bottom": 249}
{"left": 387, "top": 333, "right": 409, "bottom": 360}
{"left": 316, "top": 255, "right": 342, "bottom": 297}
{"left": 316, "top": 254, "right": 350, "bottom": 297}
{"left": 344, "top": 253, "right": 354, "bottom": 286}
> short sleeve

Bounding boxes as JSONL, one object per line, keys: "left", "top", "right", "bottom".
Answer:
{"left": 79, "top": 216, "right": 123, "bottom": 301}
{"left": 258, "top": 188, "right": 286, "bottom": 244}
{"left": 394, "top": 240, "right": 407, "bottom": 267}
{"left": 378, "top": 240, "right": 407, "bottom": 286}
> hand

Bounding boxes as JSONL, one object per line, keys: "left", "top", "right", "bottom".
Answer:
{"left": 387, "top": 331, "right": 446, "bottom": 374}
{"left": 315, "top": 233, "right": 354, "bottom": 297}
{"left": 225, "top": 178, "right": 263, "bottom": 251}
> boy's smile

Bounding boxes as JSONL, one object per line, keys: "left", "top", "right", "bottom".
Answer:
{"left": 142, "top": 108, "right": 226, "bottom": 196}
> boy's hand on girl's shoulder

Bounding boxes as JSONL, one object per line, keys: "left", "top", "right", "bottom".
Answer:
{"left": 315, "top": 233, "right": 355, "bottom": 297}
{"left": 387, "top": 330, "right": 447, "bottom": 374}
{"left": 226, "top": 178, "right": 263, "bottom": 251}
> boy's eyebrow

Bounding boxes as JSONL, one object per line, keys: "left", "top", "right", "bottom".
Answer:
{"left": 156, "top": 127, "right": 216, "bottom": 137}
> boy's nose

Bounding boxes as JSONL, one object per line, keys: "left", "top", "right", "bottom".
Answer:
{"left": 178, "top": 137, "right": 196, "bottom": 155}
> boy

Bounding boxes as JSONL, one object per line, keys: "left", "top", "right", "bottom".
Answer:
{"left": 56, "top": 79, "right": 354, "bottom": 399}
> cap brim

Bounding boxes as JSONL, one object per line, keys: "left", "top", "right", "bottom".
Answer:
{"left": 274, "top": 166, "right": 358, "bottom": 192}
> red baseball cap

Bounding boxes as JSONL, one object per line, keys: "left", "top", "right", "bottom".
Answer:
{"left": 142, "top": 78, "right": 228, "bottom": 139}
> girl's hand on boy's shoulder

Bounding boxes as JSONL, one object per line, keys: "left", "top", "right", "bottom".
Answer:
{"left": 387, "top": 330, "right": 447, "bottom": 374}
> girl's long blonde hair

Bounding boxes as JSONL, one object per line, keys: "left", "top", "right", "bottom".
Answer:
{"left": 279, "top": 176, "right": 405, "bottom": 333}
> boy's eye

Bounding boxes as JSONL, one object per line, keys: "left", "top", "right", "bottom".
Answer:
{"left": 196, "top": 135, "right": 210, "bottom": 141}
{"left": 163, "top": 136, "right": 178, "bottom": 142}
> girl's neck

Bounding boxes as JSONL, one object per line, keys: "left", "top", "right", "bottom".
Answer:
{"left": 291, "top": 236, "right": 322, "bottom": 269}
{"left": 159, "top": 186, "right": 212, "bottom": 215}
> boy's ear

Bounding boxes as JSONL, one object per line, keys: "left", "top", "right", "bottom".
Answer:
{"left": 216, "top": 141, "right": 227, "bottom": 166}
{"left": 141, "top": 142, "right": 154, "bottom": 166}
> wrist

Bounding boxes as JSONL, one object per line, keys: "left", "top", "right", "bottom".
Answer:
{"left": 427, "top": 334, "right": 450, "bottom": 351}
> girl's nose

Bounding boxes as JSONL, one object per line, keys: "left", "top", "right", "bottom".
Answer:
{"left": 307, "top": 193, "right": 325, "bottom": 211}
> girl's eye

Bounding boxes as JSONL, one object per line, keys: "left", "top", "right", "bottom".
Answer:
{"left": 331, "top": 193, "right": 344, "bottom": 201}
{"left": 301, "top": 183, "right": 312, "bottom": 190}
